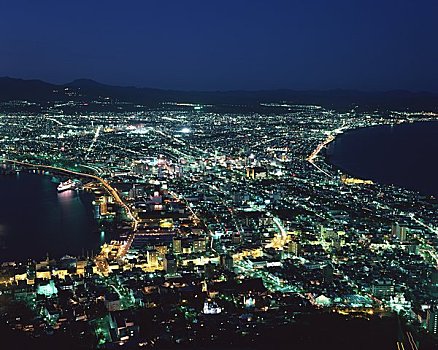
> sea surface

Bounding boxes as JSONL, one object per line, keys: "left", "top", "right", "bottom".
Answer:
{"left": 327, "top": 120, "right": 438, "bottom": 197}
{"left": 0, "top": 172, "right": 102, "bottom": 262}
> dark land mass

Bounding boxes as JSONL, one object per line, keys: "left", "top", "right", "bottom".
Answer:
{"left": 0, "top": 311, "right": 425, "bottom": 350}
{"left": 1, "top": 77, "right": 438, "bottom": 112}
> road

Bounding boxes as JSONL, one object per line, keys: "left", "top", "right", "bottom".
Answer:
{"left": 306, "top": 125, "right": 349, "bottom": 177}
{"left": 0, "top": 157, "right": 137, "bottom": 224}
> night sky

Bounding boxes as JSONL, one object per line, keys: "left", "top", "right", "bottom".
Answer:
{"left": 1, "top": 0, "right": 437, "bottom": 91}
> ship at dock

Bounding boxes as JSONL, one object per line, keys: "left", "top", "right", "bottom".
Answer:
{"left": 57, "top": 179, "right": 82, "bottom": 192}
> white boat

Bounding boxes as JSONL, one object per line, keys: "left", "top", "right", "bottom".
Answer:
{"left": 57, "top": 179, "right": 82, "bottom": 192}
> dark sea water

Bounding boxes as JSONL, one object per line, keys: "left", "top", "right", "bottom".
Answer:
{"left": 0, "top": 172, "right": 102, "bottom": 262}
{"left": 327, "top": 120, "right": 438, "bottom": 197}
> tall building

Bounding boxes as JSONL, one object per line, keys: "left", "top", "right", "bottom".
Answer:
{"left": 426, "top": 307, "right": 438, "bottom": 335}
{"left": 391, "top": 222, "right": 400, "bottom": 236}
{"left": 430, "top": 269, "right": 438, "bottom": 296}
{"left": 204, "top": 262, "right": 215, "bottom": 280}
{"left": 93, "top": 203, "right": 100, "bottom": 219}
{"left": 100, "top": 196, "right": 108, "bottom": 215}
{"left": 172, "top": 237, "right": 182, "bottom": 254}
{"left": 147, "top": 250, "right": 159, "bottom": 267}
{"left": 322, "top": 264, "right": 334, "bottom": 284}
{"left": 392, "top": 223, "right": 408, "bottom": 242}
{"left": 432, "top": 269, "right": 438, "bottom": 285}
{"left": 399, "top": 227, "right": 408, "bottom": 242}
{"left": 220, "top": 254, "right": 233, "bottom": 271}
{"left": 288, "top": 241, "right": 301, "bottom": 256}
{"left": 163, "top": 254, "right": 177, "bottom": 275}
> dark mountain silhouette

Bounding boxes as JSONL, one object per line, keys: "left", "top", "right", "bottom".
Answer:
{"left": 1, "top": 76, "right": 438, "bottom": 111}
{"left": 0, "top": 77, "right": 57, "bottom": 101}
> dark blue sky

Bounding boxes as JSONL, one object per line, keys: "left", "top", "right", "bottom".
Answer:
{"left": 1, "top": 0, "right": 437, "bottom": 91}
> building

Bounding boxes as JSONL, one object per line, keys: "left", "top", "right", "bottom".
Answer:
{"left": 100, "top": 196, "right": 108, "bottom": 215}
{"left": 182, "top": 241, "right": 192, "bottom": 254}
{"left": 109, "top": 311, "right": 139, "bottom": 342}
{"left": 398, "top": 227, "right": 408, "bottom": 242}
{"left": 203, "top": 300, "right": 222, "bottom": 314}
{"left": 147, "top": 250, "right": 159, "bottom": 267}
{"left": 172, "top": 237, "right": 182, "bottom": 254}
{"left": 14, "top": 266, "right": 27, "bottom": 283}
{"left": 36, "top": 268, "right": 51, "bottom": 280}
{"left": 372, "top": 280, "right": 395, "bottom": 298}
{"left": 232, "top": 233, "right": 241, "bottom": 244}
{"left": 193, "top": 238, "right": 206, "bottom": 253}
{"left": 129, "top": 184, "right": 145, "bottom": 199}
{"left": 319, "top": 226, "right": 339, "bottom": 241}
{"left": 36, "top": 280, "right": 58, "bottom": 297}
{"left": 431, "top": 269, "right": 438, "bottom": 285}
{"left": 406, "top": 244, "right": 418, "bottom": 255}
{"left": 163, "top": 254, "right": 177, "bottom": 275}
{"left": 322, "top": 264, "right": 334, "bottom": 284}
{"left": 204, "top": 262, "right": 215, "bottom": 280}
{"left": 94, "top": 203, "right": 101, "bottom": 219}
{"left": 220, "top": 254, "right": 233, "bottom": 271}
{"left": 132, "top": 160, "right": 148, "bottom": 176}
{"left": 391, "top": 223, "right": 400, "bottom": 236}
{"left": 246, "top": 166, "right": 267, "bottom": 180}
{"left": 392, "top": 223, "right": 408, "bottom": 242}
{"left": 288, "top": 241, "right": 301, "bottom": 256}
{"left": 426, "top": 307, "right": 438, "bottom": 335}
{"left": 104, "top": 292, "right": 122, "bottom": 312}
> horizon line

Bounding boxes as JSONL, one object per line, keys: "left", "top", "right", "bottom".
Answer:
{"left": 1, "top": 75, "right": 438, "bottom": 95}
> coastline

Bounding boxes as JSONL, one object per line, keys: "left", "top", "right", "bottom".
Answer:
{"left": 321, "top": 119, "right": 438, "bottom": 197}
{"left": 0, "top": 158, "right": 138, "bottom": 227}
{"left": 0, "top": 159, "right": 137, "bottom": 264}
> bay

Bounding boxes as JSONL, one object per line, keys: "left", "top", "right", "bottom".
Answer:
{"left": 327, "top": 120, "right": 438, "bottom": 197}
{"left": 0, "top": 172, "right": 102, "bottom": 262}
